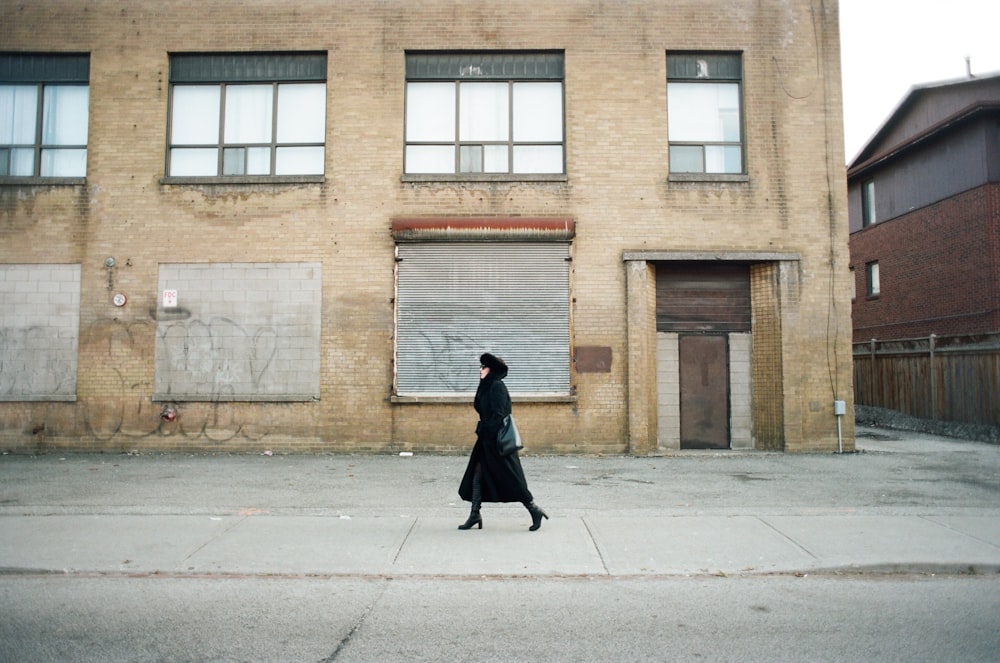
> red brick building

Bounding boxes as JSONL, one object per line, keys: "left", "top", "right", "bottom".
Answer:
{"left": 848, "top": 73, "right": 1000, "bottom": 342}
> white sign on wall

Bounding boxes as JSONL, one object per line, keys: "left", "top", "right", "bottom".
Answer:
{"left": 162, "top": 290, "right": 178, "bottom": 308}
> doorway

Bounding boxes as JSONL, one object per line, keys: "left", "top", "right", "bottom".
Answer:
{"left": 679, "top": 334, "right": 730, "bottom": 449}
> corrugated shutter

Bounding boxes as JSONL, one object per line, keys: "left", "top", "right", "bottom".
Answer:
{"left": 656, "top": 262, "right": 751, "bottom": 333}
{"left": 396, "top": 242, "right": 570, "bottom": 396}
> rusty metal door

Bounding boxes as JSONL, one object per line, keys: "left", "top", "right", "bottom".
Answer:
{"left": 679, "top": 334, "right": 730, "bottom": 449}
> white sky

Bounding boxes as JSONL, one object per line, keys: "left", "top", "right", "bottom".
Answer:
{"left": 839, "top": 0, "right": 1000, "bottom": 162}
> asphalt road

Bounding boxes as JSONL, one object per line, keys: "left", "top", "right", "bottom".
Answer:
{"left": 3, "top": 575, "right": 999, "bottom": 662}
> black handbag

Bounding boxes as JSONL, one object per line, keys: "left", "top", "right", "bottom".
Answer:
{"left": 496, "top": 414, "right": 523, "bottom": 456}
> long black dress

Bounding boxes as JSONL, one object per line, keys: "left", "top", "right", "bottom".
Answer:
{"left": 458, "top": 363, "right": 533, "bottom": 504}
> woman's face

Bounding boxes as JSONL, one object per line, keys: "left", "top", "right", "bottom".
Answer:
{"left": 480, "top": 365, "right": 490, "bottom": 379}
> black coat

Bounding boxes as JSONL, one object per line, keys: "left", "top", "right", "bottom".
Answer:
{"left": 458, "top": 367, "right": 533, "bottom": 504}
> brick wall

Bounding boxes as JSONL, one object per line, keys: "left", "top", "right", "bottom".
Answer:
{"left": 850, "top": 183, "right": 1000, "bottom": 341}
{"left": 0, "top": 0, "right": 853, "bottom": 453}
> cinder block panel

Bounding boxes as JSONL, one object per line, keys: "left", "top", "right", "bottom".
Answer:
{"left": 0, "top": 264, "right": 81, "bottom": 402}
{"left": 154, "top": 262, "right": 321, "bottom": 402}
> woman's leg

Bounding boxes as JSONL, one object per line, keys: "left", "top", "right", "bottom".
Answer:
{"left": 458, "top": 464, "right": 483, "bottom": 530}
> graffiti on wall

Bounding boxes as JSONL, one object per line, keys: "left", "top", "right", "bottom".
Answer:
{"left": 0, "top": 318, "right": 318, "bottom": 449}
{"left": 0, "top": 327, "right": 77, "bottom": 400}
{"left": 156, "top": 316, "right": 281, "bottom": 400}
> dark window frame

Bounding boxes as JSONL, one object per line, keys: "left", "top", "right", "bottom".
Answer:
{"left": 861, "top": 179, "right": 876, "bottom": 226}
{"left": 666, "top": 51, "right": 746, "bottom": 178}
{"left": 866, "top": 261, "right": 880, "bottom": 297}
{"left": 163, "top": 52, "right": 327, "bottom": 182}
{"left": 403, "top": 51, "right": 567, "bottom": 180}
{"left": 0, "top": 53, "right": 89, "bottom": 182}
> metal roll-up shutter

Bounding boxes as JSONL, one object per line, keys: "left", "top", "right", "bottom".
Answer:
{"left": 656, "top": 262, "right": 751, "bottom": 333}
{"left": 396, "top": 242, "right": 570, "bottom": 396}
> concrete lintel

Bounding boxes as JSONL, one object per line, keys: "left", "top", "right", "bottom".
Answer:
{"left": 622, "top": 251, "right": 801, "bottom": 263}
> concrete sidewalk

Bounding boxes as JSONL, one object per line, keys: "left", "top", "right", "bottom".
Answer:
{"left": 2, "top": 426, "right": 999, "bottom": 578}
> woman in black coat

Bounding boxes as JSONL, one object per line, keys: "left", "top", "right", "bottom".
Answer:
{"left": 458, "top": 353, "right": 548, "bottom": 531}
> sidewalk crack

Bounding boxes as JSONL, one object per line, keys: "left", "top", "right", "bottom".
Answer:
{"left": 392, "top": 518, "right": 418, "bottom": 565}
{"left": 183, "top": 514, "right": 249, "bottom": 563}
{"left": 582, "top": 517, "right": 610, "bottom": 575}
{"left": 757, "top": 517, "right": 819, "bottom": 560}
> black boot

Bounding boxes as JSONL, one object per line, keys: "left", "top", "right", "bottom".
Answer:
{"left": 525, "top": 502, "right": 548, "bottom": 531}
{"left": 459, "top": 474, "right": 482, "bottom": 530}
{"left": 458, "top": 505, "right": 482, "bottom": 530}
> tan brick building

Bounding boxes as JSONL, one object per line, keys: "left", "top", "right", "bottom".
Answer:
{"left": 0, "top": 0, "right": 854, "bottom": 454}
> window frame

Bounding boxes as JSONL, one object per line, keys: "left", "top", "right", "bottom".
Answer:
{"left": 866, "top": 261, "right": 880, "bottom": 297}
{"left": 403, "top": 51, "right": 567, "bottom": 182}
{"left": 861, "top": 179, "right": 876, "bottom": 226}
{"left": 0, "top": 53, "right": 90, "bottom": 183}
{"left": 163, "top": 52, "right": 327, "bottom": 184}
{"left": 666, "top": 51, "right": 746, "bottom": 180}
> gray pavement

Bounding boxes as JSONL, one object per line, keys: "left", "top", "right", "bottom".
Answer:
{"left": 2, "top": 426, "right": 999, "bottom": 579}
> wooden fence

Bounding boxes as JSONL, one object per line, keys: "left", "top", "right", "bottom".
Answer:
{"left": 853, "top": 333, "right": 1000, "bottom": 427}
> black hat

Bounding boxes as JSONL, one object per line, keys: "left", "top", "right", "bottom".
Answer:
{"left": 480, "top": 353, "right": 507, "bottom": 372}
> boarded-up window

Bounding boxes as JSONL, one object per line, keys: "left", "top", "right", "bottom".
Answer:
{"left": 154, "top": 262, "right": 322, "bottom": 401}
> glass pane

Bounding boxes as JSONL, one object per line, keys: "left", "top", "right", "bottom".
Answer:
{"left": 10, "top": 148, "right": 34, "bottom": 175}
{"left": 0, "top": 85, "right": 38, "bottom": 143}
{"left": 275, "top": 146, "right": 323, "bottom": 175}
{"left": 40, "top": 148, "right": 86, "bottom": 176}
{"left": 484, "top": 145, "right": 508, "bottom": 173}
{"left": 223, "top": 147, "right": 246, "bottom": 175}
{"left": 405, "top": 145, "right": 454, "bottom": 173}
{"left": 224, "top": 146, "right": 273, "bottom": 175}
{"left": 862, "top": 181, "right": 876, "bottom": 224}
{"left": 406, "top": 83, "right": 455, "bottom": 142}
{"left": 669, "top": 145, "right": 704, "bottom": 173}
{"left": 459, "top": 83, "right": 508, "bottom": 141}
{"left": 459, "top": 145, "right": 483, "bottom": 173}
{"left": 171, "top": 86, "right": 220, "bottom": 144}
{"left": 247, "top": 146, "right": 272, "bottom": 174}
{"left": 668, "top": 82, "right": 740, "bottom": 142}
{"left": 225, "top": 85, "right": 273, "bottom": 143}
{"left": 513, "top": 82, "right": 562, "bottom": 141}
{"left": 512, "top": 145, "right": 562, "bottom": 174}
{"left": 0, "top": 148, "right": 6, "bottom": 176}
{"left": 169, "top": 147, "right": 218, "bottom": 176}
{"left": 704, "top": 145, "right": 741, "bottom": 174}
{"left": 277, "top": 84, "right": 326, "bottom": 143}
{"left": 42, "top": 86, "right": 89, "bottom": 145}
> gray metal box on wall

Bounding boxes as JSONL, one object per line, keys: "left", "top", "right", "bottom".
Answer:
{"left": 154, "top": 262, "right": 321, "bottom": 402}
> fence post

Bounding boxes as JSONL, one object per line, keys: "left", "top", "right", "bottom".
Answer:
{"left": 870, "top": 338, "right": 877, "bottom": 407}
{"left": 929, "top": 334, "right": 937, "bottom": 420}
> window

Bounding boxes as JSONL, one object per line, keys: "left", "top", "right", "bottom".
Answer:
{"left": 861, "top": 180, "right": 876, "bottom": 226}
{"left": 866, "top": 261, "right": 880, "bottom": 296}
{"left": 166, "top": 53, "right": 326, "bottom": 178}
{"left": 667, "top": 52, "right": 744, "bottom": 175}
{"left": 395, "top": 242, "right": 570, "bottom": 396}
{"left": 404, "top": 52, "right": 564, "bottom": 176}
{"left": 0, "top": 53, "right": 89, "bottom": 178}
